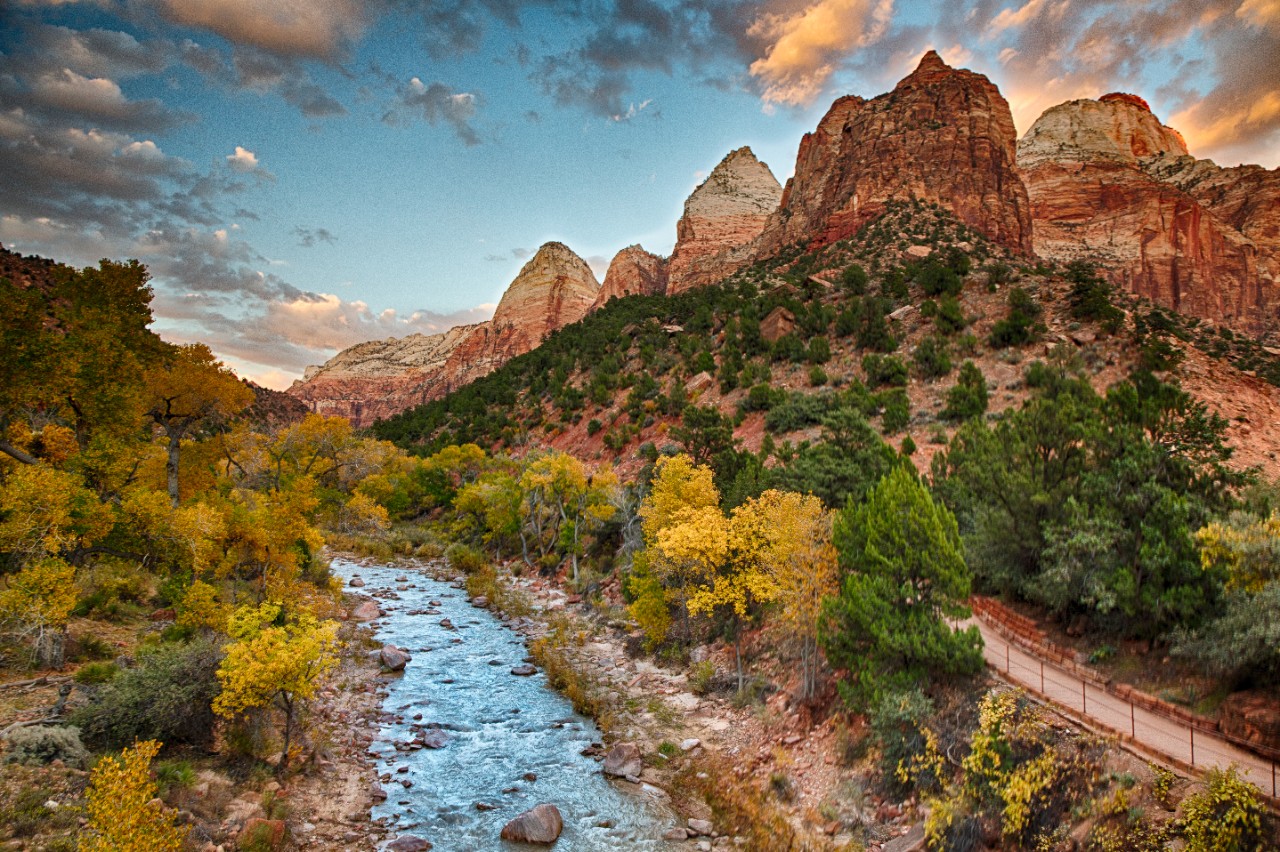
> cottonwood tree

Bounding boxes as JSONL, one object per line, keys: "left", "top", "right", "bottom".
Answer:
{"left": 81, "top": 739, "right": 188, "bottom": 851}
{"left": 213, "top": 602, "right": 338, "bottom": 773}
{"left": 143, "top": 343, "right": 252, "bottom": 506}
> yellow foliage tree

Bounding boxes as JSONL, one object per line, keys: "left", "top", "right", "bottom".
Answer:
{"left": 0, "top": 464, "right": 113, "bottom": 559}
{"left": 739, "top": 490, "right": 839, "bottom": 699}
{"left": 0, "top": 556, "right": 77, "bottom": 667}
{"left": 519, "top": 452, "right": 618, "bottom": 580}
{"left": 639, "top": 454, "right": 719, "bottom": 544}
{"left": 143, "top": 343, "right": 253, "bottom": 506}
{"left": 213, "top": 602, "right": 338, "bottom": 772}
{"left": 80, "top": 739, "right": 188, "bottom": 852}
{"left": 176, "top": 579, "right": 230, "bottom": 633}
{"left": 1196, "top": 511, "right": 1280, "bottom": 593}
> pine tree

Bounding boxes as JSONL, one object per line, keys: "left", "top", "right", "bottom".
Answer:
{"left": 820, "top": 467, "right": 983, "bottom": 708}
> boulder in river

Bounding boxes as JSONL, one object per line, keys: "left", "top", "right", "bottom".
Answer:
{"left": 380, "top": 645, "right": 411, "bottom": 671}
{"left": 386, "top": 836, "right": 433, "bottom": 851}
{"left": 510, "top": 664, "right": 538, "bottom": 676}
{"left": 349, "top": 576, "right": 365, "bottom": 587}
{"left": 351, "top": 601, "right": 382, "bottom": 621}
{"left": 602, "top": 743, "right": 642, "bottom": 778}
{"left": 417, "top": 730, "right": 449, "bottom": 749}
{"left": 499, "top": 803, "right": 564, "bottom": 844}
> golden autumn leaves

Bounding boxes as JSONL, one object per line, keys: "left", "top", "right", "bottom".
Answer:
{"left": 637, "top": 454, "right": 839, "bottom": 697}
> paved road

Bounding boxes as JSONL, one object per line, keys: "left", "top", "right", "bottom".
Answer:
{"left": 967, "top": 616, "right": 1279, "bottom": 797}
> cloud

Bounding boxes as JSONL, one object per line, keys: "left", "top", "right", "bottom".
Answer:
{"left": 612, "top": 98, "right": 654, "bottom": 121}
{"left": 149, "top": 0, "right": 371, "bottom": 60}
{"left": 293, "top": 226, "right": 336, "bottom": 247}
{"left": 386, "top": 78, "right": 482, "bottom": 144}
{"left": 178, "top": 41, "right": 347, "bottom": 118}
{"left": 747, "top": 0, "right": 895, "bottom": 106}
{"left": 150, "top": 289, "right": 497, "bottom": 380}
{"left": 0, "top": 67, "right": 192, "bottom": 133}
{"left": 226, "top": 145, "right": 260, "bottom": 172}
{"left": 484, "top": 247, "right": 531, "bottom": 262}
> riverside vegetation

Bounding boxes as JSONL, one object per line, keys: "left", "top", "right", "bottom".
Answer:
{"left": 3, "top": 200, "right": 1280, "bottom": 849}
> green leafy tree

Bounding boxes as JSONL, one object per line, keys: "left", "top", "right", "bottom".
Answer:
{"left": 820, "top": 467, "right": 983, "bottom": 708}
{"left": 942, "top": 360, "right": 989, "bottom": 421}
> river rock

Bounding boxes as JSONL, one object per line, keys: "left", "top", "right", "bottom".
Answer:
{"left": 663, "top": 827, "right": 689, "bottom": 840}
{"left": 349, "top": 576, "right": 365, "bottom": 587}
{"left": 370, "top": 782, "right": 387, "bottom": 801}
{"left": 352, "top": 601, "right": 381, "bottom": 621}
{"left": 471, "top": 595, "right": 489, "bottom": 608}
{"left": 380, "top": 645, "right": 411, "bottom": 671}
{"left": 688, "top": 818, "right": 713, "bottom": 836}
{"left": 386, "top": 836, "right": 433, "bottom": 851}
{"left": 679, "top": 738, "right": 701, "bottom": 752}
{"left": 602, "top": 743, "right": 643, "bottom": 778}
{"left": 510, "top": 664, "right": 538, "bottom": 676}
{"left": 499, "top": 803, "right": 564, "bottom": 844}
{"left": 418, "top": 731, "right": 449, "bottom": 749}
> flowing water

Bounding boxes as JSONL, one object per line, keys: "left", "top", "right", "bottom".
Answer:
{"left": 332, "top": 558, "right": 677, "bottom": 850}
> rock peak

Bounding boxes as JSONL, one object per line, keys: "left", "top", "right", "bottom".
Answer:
{"left": 667, "top": 147, "right": 783, "bottom": 293}
{"left": 1100, "top": 92, "right": 1153, "bottom": 112}
{"left": 916, "top": 49, "right": 949, "bottom": 72}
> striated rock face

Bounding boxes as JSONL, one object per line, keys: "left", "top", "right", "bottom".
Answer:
{"left": 666, "top": 147, "right": 782, "bottom": 294}
{"left": 488, "top": 241, "right": 600, "bottom": 351}
{"left": 287, "top": 242, "right": 599, "bottom": 427}
{"left": 756, "top": 51, "right": 1033, "bottom": 257}
{"left": 592, "top": 244, "right": 668, "bottom": 308}
{"left": 286, "top": 324, "right": 482, "bottom": 427}
{"left": 1019, "top": 94, "right": 1277, "bottom": 334}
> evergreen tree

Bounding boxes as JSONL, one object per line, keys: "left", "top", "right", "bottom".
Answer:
{"left": 820, "top": 467, "right": 983, "bottom": 708}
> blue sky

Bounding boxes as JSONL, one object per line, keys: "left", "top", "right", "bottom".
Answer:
{"left": 2, "top": 0, "right": 1277, "bottom": 387}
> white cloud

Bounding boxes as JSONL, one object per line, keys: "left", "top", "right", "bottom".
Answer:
{"left": 226, "top": 145, "right": 260, "bottom": 172}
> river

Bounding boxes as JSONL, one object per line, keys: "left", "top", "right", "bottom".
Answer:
{"left": 332, "top": 558, "right": 677, "bottom": 850}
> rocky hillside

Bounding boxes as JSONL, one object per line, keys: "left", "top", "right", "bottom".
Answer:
{"left": 1019, "top": 93, "right": 1279, "bottom": 336}
{"left": 756, "top": 51, "right": 1033, "bottom": 257}
{"left": 666, "top": 147, "right": 783, "bottom": 294}
{"left": 291, "top": 53, "right": 1279, "bottom": 429}
{"left": 288, "top": 243, "right": 598, "bottom": 427}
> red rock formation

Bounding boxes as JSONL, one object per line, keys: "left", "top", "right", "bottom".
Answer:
{"left": 1019, "top": 95, "right": 1277, "bottom": 334}
{"left": 592, "top": 244, "right": 668, "bottom": 309}
{"left": 287, "top": 242, "right": 599, "bottom": 427}
{"left": 756, "top": 51, "right": 1033, "bottom": 257}
{"left": 666, "top": 147, "right": 782, "bottom": 294}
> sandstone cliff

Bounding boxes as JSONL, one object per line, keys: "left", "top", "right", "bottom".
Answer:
{"left": 593, "top": 244, "right": 668, "bottom": 309}
{"left": 1019, "top": 94, "right": 1277, "bottom": 334}
{"left": 756, "top": 51, "right": 1033, "bottom": 257}
{"left": 666, "top": 147, "right": 782, "bottom": 294}
{"left": 288, "top": 242, "right": 599, "bottom": 427}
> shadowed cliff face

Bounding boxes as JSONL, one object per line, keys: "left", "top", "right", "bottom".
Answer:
{"left": 1020, "top": 95, "right": 1279, "bottom": 336}
{"left": 756, "top": 50, "right": 1034, "bottom": 258}
{"left": 287, "top": 243, "right": 598, "bottom": 427}
{"left": 592, "top": 245, "right": 668, "bottom": 309}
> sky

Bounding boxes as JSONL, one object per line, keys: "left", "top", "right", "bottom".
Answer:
{"left": 2, "top": 0, "right": 1277, "bottom": 389}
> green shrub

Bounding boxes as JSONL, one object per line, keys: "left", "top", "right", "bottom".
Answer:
{"left": 863, "top": 353, "right": 908, "bottom": 388}
{"left": 807, "top": 337, "right": 831, "bottom": 364}
{"left": 878, "top": 388, "right": 911, "bottom": 434}
{"left": 912, "top": 335, "right": 952, "bottom": 380}
{"left": 869, "top": 688, "right": 936, "bottom": 795}
{"left": 445, "top": 542, "right": 487, "bottom": 573}
{"left": 74, "top": 662, "right": 119, "bottom": 684}
{"left": 842, "top": 263, "right": 868, "bottom": 293}
{"left": 2, "top": 725, "right": 88, "bottom": 768}
{"left": 988, "top": 287, "right": 1042, "bottom": 348}
{"left": 71, "top": 638, "right": 223, "bottom": 749}
{"left": 689, "top": 660, "right": 716, "bottom": 695}
{"left": 943, "top": 361, "right": 989, "bottom": 422}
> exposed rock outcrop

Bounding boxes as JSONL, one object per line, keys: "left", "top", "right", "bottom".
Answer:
{"left": 288, "top": 242, "right": 599, "bottom": 427}
{"left": 667, "top": 147, "right": 782, "bottom": 294}
{"left": 1019, "top": 93, "right": 1277, "bottom": 334}
{"left": 593, "top": 244, "right": 668, "bottom": 308}
{"left": 756, "top": 51, "right": 1033, "bottom": 257}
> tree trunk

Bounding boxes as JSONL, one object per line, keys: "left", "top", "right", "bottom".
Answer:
{"left": 34, "top": 626, "right": 65, "bottom": 669}
{"left": 734, "top": 618, "right": 744, "bottom": 695}
{"left": 278, "top": 695, "right": 293, "bottom": 774}
{"left": 165, "top": 428, "right": 182, "bottom": 507}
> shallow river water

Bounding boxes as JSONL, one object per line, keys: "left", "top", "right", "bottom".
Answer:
{"left": 333, "top": 558, "right": 677, "bottom": 850}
